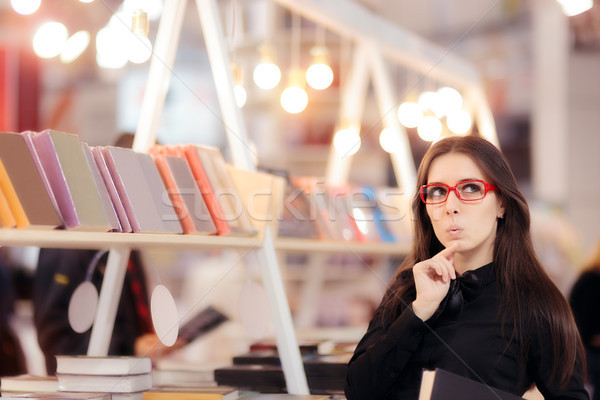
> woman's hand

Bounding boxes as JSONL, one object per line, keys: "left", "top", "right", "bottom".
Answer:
{"left": 411, "top": 243, "right": 458, "bottom": 321}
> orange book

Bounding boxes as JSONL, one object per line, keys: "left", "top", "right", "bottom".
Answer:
{"left": 0, "top": 180, "right": 16, "bottom": 228}
{"left": 0, "top": 159, "right": 28, "bottom": 228}
{"left": 152, "top": 153, "right": 216, "bottom": 235}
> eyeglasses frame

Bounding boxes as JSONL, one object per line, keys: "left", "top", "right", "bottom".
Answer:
{"left": 420, "top": 179, "right": 499, "bottom": 205}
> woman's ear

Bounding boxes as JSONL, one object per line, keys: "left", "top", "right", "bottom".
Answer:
{"left": 497, "top": 199, "right": 506, "bottom": 219}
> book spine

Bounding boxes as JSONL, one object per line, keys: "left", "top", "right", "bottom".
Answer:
{"left": 0, "top": 159, "right": 29, "bottom": 228}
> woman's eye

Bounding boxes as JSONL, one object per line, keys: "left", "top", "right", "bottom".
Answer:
{"left": 461, "top": 183, "right": 483, "bottom": 193}
{"left": 430, "top": 186, "right": 447, "bottom": 197}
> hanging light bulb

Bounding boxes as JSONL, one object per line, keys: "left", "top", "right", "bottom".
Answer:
{"left": 11, "top": 0, "right": 40, "bottom": 14}
{"left": 436, "top": 87, "right": 463, "bottom": 117}
{"left": 418, "top": 90, "right": 444, "bottom": 118}
{"left": 281, "top": 69, "right": 308, "bottom": 114}
{"left": 231, "top": 62, "right": 247, "bottom": 108}
{"left": 333, "top": 127, "right": 361, "bottom": 156}
{"left": 446, "top": 109, "right": 472, "bottom": 135}
{"left": 60, "top": 31, "right": 91, "bottom": 63}
{"left": 33, "top": 22, "right": 68, "bottom": 59}
{"left": 417, "top": 116, "right": 443, "bottom": 142}
{"left": 556, "top": 0, "right": 592, "bottom": 16}
{"left": 379, "top": 128, "right": 402, "bottom": 154}
{"left": 397, "top": 102, "right": 423, "bottom": 128}
{"left": 253, "top": 45, "right": 281, "bottom": 90}
{"left": 96, "top": 26, "right": 128, "bottom": 69}
{"left": 128, "top": 9, "right": 152, "bottom": 64}
{"left": 306, "top": 46, "right": 333, "bottom": 90}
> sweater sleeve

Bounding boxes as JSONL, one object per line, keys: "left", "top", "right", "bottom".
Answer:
{"left": 344, "top": 304, "right": 429, "bottom": 400}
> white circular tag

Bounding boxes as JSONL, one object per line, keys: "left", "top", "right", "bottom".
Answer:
{"left": 150, "top": 284, "right": 179, "bottom": 347}
{"left": 68, "top": 281, "right": 98, "bottom": 333}
{"left": 239, "top": 281, "right": 271, "bottom": 338}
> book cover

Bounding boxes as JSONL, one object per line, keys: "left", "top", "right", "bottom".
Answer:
{"left": 30, "top": 130, "right": 113, "bottom": 231}
{"left": 236, "top": 394, "right": 330, "bottom": 400}
{"left": 0, "top": 375, "right": 59, "bottom": 393}
{"left": 90, "top": 146, "right": 132, "bottom": 233}
{"left": 21, "top": 131, "right": 60, "bottom": 214}
{"left": 153, "top": 360, "right": 227, "bottom": 387}
{"left": 56, "top": 372, "right": 152, "bottom": 394}
{"left": 81, "top": 143, "right": 121, "bottom": 232}
{"left": 418, "top": 368, "right": 524, "bottom": 400}
{"left": 0, "top": 161, "right": 17, "bottom": 228}
{"left": 142, "top": 386, "right": 239, "bottom": 400}
{"left": 0, "top": 132, "right": 62, "bottom": 229}
{"left": 178, "top": 305, "right": 228, "bottom": 343}
{"left": 152, "top": 154, "right": 215, "bottom": 235}
{"left": 136, "top": 152, "right": 183, "bottom": 234}
{"left": 101, "top": 146, "right": 172, "bottom": 233}
{"left": 55, "top": 355, "right": 152, "bottom": 376}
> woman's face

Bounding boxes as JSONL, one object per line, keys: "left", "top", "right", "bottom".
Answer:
{"left": 425, "top": 152, "right": 504, "bottom": 270}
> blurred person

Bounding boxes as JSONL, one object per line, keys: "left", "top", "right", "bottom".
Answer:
{"left": 570, "top": 240, "right": 600, "bottom": 400}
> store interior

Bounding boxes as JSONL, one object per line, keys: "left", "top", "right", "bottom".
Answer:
{"left": 0, "top": 0, "right": 600, "bottom": 395}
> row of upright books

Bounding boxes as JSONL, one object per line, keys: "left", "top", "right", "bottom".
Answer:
{"left": 0, "top": 130, "right": 257, "bottom": 235}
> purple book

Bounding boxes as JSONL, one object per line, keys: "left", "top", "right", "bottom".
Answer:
{"left": 91, "top": 146, "right": 132, "bottom": 233}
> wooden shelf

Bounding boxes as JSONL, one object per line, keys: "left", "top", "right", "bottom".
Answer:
{"left": 276, "top": 237, "right": 410, "bottom": 256}
{"left": 0, "top": 229, "right": 263, "bottom": 250}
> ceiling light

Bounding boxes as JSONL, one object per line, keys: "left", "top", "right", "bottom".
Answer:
{"left": 556, "top": 0, "right": 593, "bottom": 16}
{"left": 417, "top": 116, "right": 443, "bottom": 142}
{"left": 33, "top": 22, "right": 68, "bottom": 59}
{"left": 11, "top": 0, "right": 41, "bottom": 15}
{"left": 253, "top": 45, "right": 280, "bottom": 90}
{"left": 333, "top": 128, "right": 361, "bottom": 156}
{"left": 306, "top": 46, "right": 333, "bottom": 90}
{"left": 397, "top": 102, "right": 423, "bottom": 128}
{"left": 281, "top": 69, "right": 308, "bottom": 114}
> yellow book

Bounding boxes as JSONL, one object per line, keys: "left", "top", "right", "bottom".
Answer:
{"left": 0, "top": 159, "right": 29, "bottom": 228}
{"left": 143, "top": 386, "right": 239, "bottom": 400}
{"left": 0, "top": 184, "right": 16, "bottom": 228}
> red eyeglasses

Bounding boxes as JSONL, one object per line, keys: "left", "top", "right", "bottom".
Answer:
{"left": 420, "top": 179, "right": 498, "bottom": 205}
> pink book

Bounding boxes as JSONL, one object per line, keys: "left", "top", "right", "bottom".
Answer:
{"left": 91, "top": 146, "right": 132, "bottom": 233}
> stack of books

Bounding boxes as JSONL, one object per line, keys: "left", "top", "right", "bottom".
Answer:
{"left": 55, "top": 356, "right": 153, "bottom": 400}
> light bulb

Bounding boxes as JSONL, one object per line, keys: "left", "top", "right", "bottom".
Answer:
{"left": 557, "top": 0, "right": 592, "bottom": 16}
{"left": 379, "top": 128, "right": 402, "bottom": 154}
{"left": 306, "top": 46, "right": 333, "bottom": 90}
{"left": 436, "top": 87, "right": 463, "bottom": 116}
{"left": 253, "top": 45, "right": 281, "bottom": 90}
{"left": 418, "top": 91, "right": 443, "bottom": 118}
{"left": 397, "top": 102, "right": 423, "bottom": 128}
{"left": 281, "top": 69, "right": 308, "bottom": 114}
{"left": 234, "top": 85, "right": 247, "bottom": 108}
{"left": 333, "top": 128, "right": 361, "bottom": 156}
{"left": 33, "top": 22, "right": 68, "bottom": 59}
{"left": 11, "top": 0, "right": 41, "bottom": 15}
{"left": 60, "top": 31, "right": 90, "bottom": 63}
{"left": 417, "top": 116, "right": 443, "bottom": 142}
{"left": 128, "top": 33, "right": 152, "bottom": 64}
{"left": 96, "top": 26, "right": 128, "bottom": 69}
{"left": 446, "top": 109, "right": 472, "bottom": 135}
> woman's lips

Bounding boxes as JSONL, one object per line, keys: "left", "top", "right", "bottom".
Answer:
{"left": 447, "top": 225, "right": 463, "bottom": 237}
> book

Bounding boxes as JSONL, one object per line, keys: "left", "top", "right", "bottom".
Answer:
{"left": 55, "top": 356, "right": 152, "bottom": 376}
{"left": 0, "top": 375, "right": 59, "bottom": 393}
{"left": 90, "top": 146, "right": 132, "bottom": 233}
{"left": 418, "top": 368, "right": 524, "bottom": 400}
{"left": 0, "top": 161, "right": 17, "bottom": 228}
{"left": 136, "top": 152, "right": 183, "bottom": 234}
{"left": 182, "top": 144, "right": 256, "bottom": 236}
{"left": 0, "top": 132, "right": 62, "bottom": 229}
{"left": 178, "top": 305, "right": 228, "bottom": 343}
{"left": 153, "top": 360, "right": 227, "bottom": 387}
{"left": 236, "top": 395, "right": 330, "bottom": 400}
{"left": 152, "top": 154, "right": 216, "bottom": 235}
{"left": 81, "top": 143, "right": 121, "bottom": 232}
{"left": 56, "top": 372, "right": 152, "bottom": 393}
{"left": 142, "top": 386, "right": 239, "bottom": 400}
{"left": 0, "top": 392, "right": 110, "bottom": 400}
{"left": 30, "top": 130, "right": 113, "bottom": 231}
{"left": 101, "top": 146, "right": 174, "bottom": 233}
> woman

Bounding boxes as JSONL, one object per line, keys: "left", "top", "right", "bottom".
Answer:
{"left": 345, "top": 136, "right": 588, "bottom": 399}
{"left": 570, "top": 240, "right": 600, "bottom": 400}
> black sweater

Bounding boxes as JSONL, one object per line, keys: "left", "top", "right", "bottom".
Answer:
{"left": 345, "top": 263, "right": 588, "bottom": 400}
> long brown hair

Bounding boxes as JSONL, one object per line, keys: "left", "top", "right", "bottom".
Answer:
{"left": 380, "top": 135, "right": 585, "bottom": 387}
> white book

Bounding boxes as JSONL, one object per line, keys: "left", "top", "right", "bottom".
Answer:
{"left": 0, "top": 391, "right": 110, "bottom": 400}
{"left": 55, "top": 356, "right": 152, "bottom": 376}
{"left": 0, "top": 375, "right": 59, "bottom": 393}
{"left": 56, "top": 373, "right": 152, "bottom": 394}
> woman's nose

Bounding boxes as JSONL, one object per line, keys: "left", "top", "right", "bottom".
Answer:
{"left": 445, "top": 189, "right": 460, "bottom": 214}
